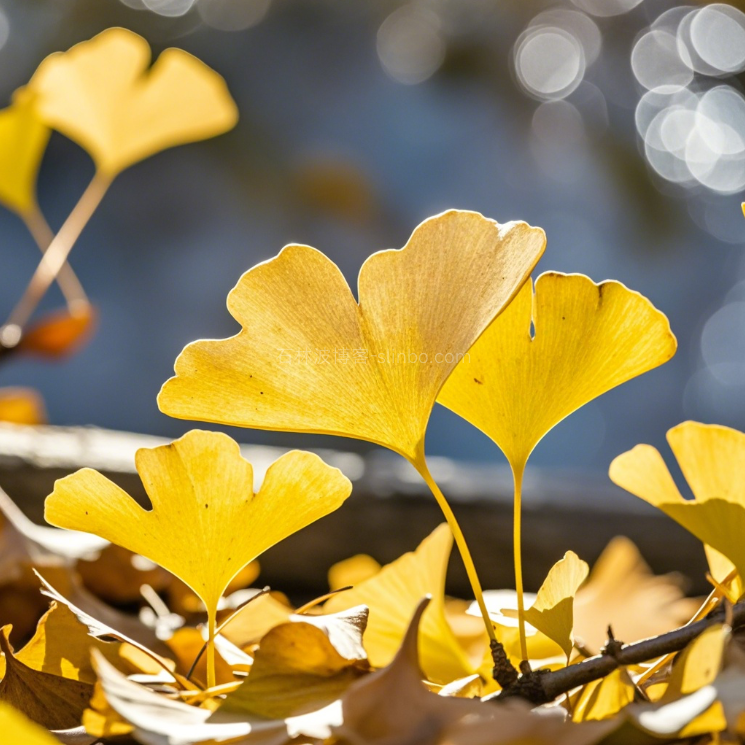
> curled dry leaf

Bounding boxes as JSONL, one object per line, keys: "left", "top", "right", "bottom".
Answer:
{"left": 610, "top": 421, "right": 745, "bottom": 600}
{"left": 28, "top": 27, "right": 238, "bottom": 177}
{"left": 0, "top": 625, "right": 92, "bottom": 730}
{"left": 220, "top": 606, "right": 369, "bottom": 718}
{"left": 325, "top": 524, "right": 475, "bottom": 685}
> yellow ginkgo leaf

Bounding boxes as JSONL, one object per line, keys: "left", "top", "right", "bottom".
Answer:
{"left": 0, "top": 702, "right": 60, "bottom": 745}
{"left": 438, "top": 272, "right": 675, "bottom": 659}
{"left": 438, "top": 273, "right": 677, "bottom": 471}
{"left": 610, "top": 421, "right": 745, "bottom": 600}
{"left": 45, "top": 429, "right": 352, "bottom": 688}
{"left": 0, "top": 90, "right": 49, "bottom": 216}
{"left": 159, "top": 211, "right": 544, "bottom": 463}
{"left": 28, "top": 28, "right": 238, "bottom": 177}
{"left": 572, "top": 668, "right": 636, "bottom": 723}
{"left": 328, "top": 554, "right": 381, "bottom": 592}
{"left": 325, "top": 524, "right": 475, "bottom": 685}
{"left": 505, "top": 551, "right": 589, "bottom": 660}
{"left": 158, "top": 210, "right": 545, "bottom": 642}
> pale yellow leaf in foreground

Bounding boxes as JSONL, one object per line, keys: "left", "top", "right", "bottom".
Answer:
{"left": 0, "top": 702, "right": 60, "bottom": 745}
{"left": 610, "top": 422, "right": 745, "bottom": 598}
{"left": 45, "top": 430, "right": 352, "bottom": 633}
{"left": 325, "top": 524, "right": 475, "bottom": 685}
{"left": 0, "top": 90, "right": 49, "bottom": 215}
{"left": 159, "top": 210, "right": 545, "bottom": 463}
{"left": 504, "top": 551, "right": 589, "bottom": 659}
{"left": 28, "top": 27, "right": 238, "bottom": 176}
{"left": 438, "top": 273, "right": 677, "bottom": 469}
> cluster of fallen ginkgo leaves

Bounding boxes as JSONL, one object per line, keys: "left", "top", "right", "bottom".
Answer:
{"left": 3, "top": 24, "right": 745, "bottom": 745}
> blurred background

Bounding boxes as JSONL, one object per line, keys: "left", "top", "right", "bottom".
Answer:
{"left": 1, "top": 0, "right": 744, "bottom": 475}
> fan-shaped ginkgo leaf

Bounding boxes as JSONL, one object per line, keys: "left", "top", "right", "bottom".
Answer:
{"left": 438, "top": 273, "right": 677, "bottom": 470}
{"left": 610, "top": 422, "right": 745, "bottom": 599}
{"left": 0, "top": 90, "right": 49, "bottom": 215}
{"left": 325, "top": 524, "right": 475, "bottom": 685}
{"left": 158, "top": 210, "right": 545, "bottom": 464}
{"left": 505, "top": 551, "right": 589, "bottom": 659}
{"left": 45, "top": 430, "right": 352, "bottom": 687}
{"left": 28, "top": 27, "right": 238, "bottom": 177}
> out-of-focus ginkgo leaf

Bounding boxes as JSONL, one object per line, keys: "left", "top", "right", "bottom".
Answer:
{"left": 610, "top": 422, "right": 745, "bottom": 597}
{"left": 165, "top": 627, "right": 236, "bottom": 688}
{"left": 438, "top": 273, "right": 677, "bottom": 470}
{"left": 0, "top": 701, "right": 61, "bottom": 745}
{"left": 572, "top": 668, "right": 636, "bottom": 723}
{"left": 28, "top": 27, "right": 238, "bottom": 177}
{"left": 0, "top": 89, "right": 49, "bottom": 216}
{"left": 573, "top": 537, "right": 699, "bottom": 653}
{"left": 17, "top": 304, "right": 97, "bottom": 359}
{"left": 325, "top": 524, "right": 475, "bottom": 685}
{"left": 0, "top": 625, "right": 92, "bottom": 730}
{"left": 504, "top": 551, "right": 589, "bottom": 659}
{"left": 0, "top": 387, "right": 46, "bottom": 425}
{"left": 158, "top": 211, "right": 545, "bottom": 464}
{"left": 45, "top": 430, "right": 351, "bottom": 687}
{"left": 220, "top": 607, "right": 369, "bottom": 718}
{"left": 328, "top": 554, "right": 381, "bottom": 592}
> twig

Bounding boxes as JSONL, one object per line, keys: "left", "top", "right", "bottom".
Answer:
{"left": 485, "top": 597, "right": 745, "bottom": 705}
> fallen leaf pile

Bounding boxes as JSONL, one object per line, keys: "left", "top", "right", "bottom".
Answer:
{"left": 2, "top": 23, "right": 745, "bottom": 745}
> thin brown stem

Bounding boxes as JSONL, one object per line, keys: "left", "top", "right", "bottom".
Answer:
{"left": 21, "top": 206, "right": 88, "bottom": 308}
{"left": 485, "top": 595, "right": 745, "bottom": 705}
{"left": 2, "top": 174, "right": 110, "bottom": 342}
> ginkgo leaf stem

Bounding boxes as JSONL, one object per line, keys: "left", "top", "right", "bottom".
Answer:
{"left": 21, "top": 205, "right": 88, "bottom": 309}
{"left": 206, "top": 609, "right": 217, "bottom": 690}
{"left": 2, "top": 173, "right": 111, "bottom": 340}
{"left": 415, "top": 456, "right": 497, "bottom": 645}
{"left": 511, "top": 462, "right": 528, "bottom": 662}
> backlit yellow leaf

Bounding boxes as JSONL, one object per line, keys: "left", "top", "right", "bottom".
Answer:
{"left": 510, "top": 551, "right": 589, "bottom": 659}
{"left": 0, "top": 701, "right": 60, "bottom": 745}
{"left": 158, "top": 210, "right": 545, "bottom": 464}
{"left": 610, "top": 422, "right": 745, "bottom": 598}
{"left": 438, "top": 273, "right": 677, "bottom": 470}
{"left": 325, "top": 524, "right": 475, "bottom": 685}
{"left": 29, "top": 27, "right": 238, "bottom": 177}
{"left": 45, "top": 430, "right": 351, "bottom": 687}
{"left": 0, "top": 89, "right": 49, "bottom": 215}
